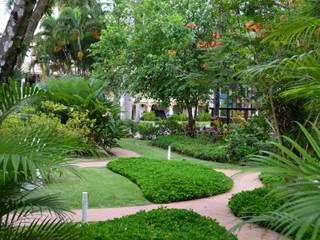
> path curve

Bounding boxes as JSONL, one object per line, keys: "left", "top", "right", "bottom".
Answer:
{"left": 71, "top": 147, "right": 139, "bottom": 168}
{"left": 72, "top": 169, "right": 284, "bottom": 240}
{"left": 27, "top": 166, "right": 285, "bottom": 240}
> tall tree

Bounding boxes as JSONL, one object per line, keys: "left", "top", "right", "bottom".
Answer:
{"left": 0, "top": 0, "right": 38, "bottom": 83}
{"left": 15, "top": 0, "right": 52, "bottom": 69}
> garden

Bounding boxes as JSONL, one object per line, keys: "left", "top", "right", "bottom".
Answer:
{"left": 0, "top": 0, "right": 319, "bottom": 240}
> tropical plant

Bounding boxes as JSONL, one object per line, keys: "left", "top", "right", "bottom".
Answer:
{"left": 0, "top": 80, "right": 84, "bottom": 239}
{"left": 33, "top": 1, "right": 104, "bottom": 76}
{"left": 237, "top": 123, "right": 320, "bottom": 239}
{"left": 45, "top": 76, "right": 125, "bottom": 148}
{"left": 0, "top": 80, "right": 42, "bottom": 124}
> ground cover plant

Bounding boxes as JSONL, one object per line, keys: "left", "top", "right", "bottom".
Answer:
{"left": 81, "top": 208, "right": 237, "bottom": 240}
{"left": 229, "top": 188, "right": 284, "bottom": 221}
{"left": 107, "top": 157, "right": 233, "bottom": 203}
{"left": 152, "top": 135, "right": 229, "bottom": 162}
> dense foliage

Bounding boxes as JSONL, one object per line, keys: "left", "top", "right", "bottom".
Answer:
{"left": 0, "top": 81, "right": 84, "bottom": 239}
{"left": 229, "top": 188, "right": 284, "bottom": 223}
{"left": 244, "top": 123, "right": 320, "bottom": 239}
{"left": 107, "top": 158, "right": 233, "bottom": 203}
{"left": 81, "top": 208, "right": 237, "bottom": 240}
{"left": 44, "top": 76, "right": 125, "bottom": 149}
{"left": 152, "top": 135, "right": 229, "bottom": 162}
{"left": 123, "top": 119, "right": 184, "bottom": 140}
{"left": 33, "top": 1, "right": 105, "bottom": 76}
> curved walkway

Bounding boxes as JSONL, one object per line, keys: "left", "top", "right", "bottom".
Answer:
{"left": 32, "top": 148, "right": 285, "bottom": 240}
{"left": 70, "top": 147, "right": 139, "bottom": 168}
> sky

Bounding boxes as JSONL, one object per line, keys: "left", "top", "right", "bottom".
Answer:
{"left": 0, "top": 1, "right": 9, "bottom": 33}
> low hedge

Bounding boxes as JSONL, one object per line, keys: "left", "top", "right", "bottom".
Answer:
{"left": 259, "top": 173, "right": 285, "bottom": 187}
{"left": 82, "top": 208, "right": 237, "bottom": 240}
{"left": 107, "top": 158, "right": 233, "bottom": 203}
{"left": 152, "top": 135, "right": 229, "bottom": 162}
{"left": 228, "top": 188, "right": 284, "bottom": 220}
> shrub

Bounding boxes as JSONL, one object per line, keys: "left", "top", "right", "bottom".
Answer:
{"left": 44, "top": 76, "right": 125, "bottom": 148}
{"left": 136, "top": 122, "right": 158, "bottom": 140}
{"left": 82, "top": 208, "right": 237, "bottom": 240}
{"left": 0, "top": 113, "right": 91, "bottom": 147}
{"left": 123, "top": 119, "right": 185, "bottom": 139}
{"left": 168, "top": 113, "right": 188, "bottom": 121}
{"left": 122, "top": 119, "right": 139, "bottom": 137}
{"left": 152, "top": 135, "right": 229, "bottom": 162}
{"left": 259, "top": 173, "right": 285, "bottom": 187}
{"left": 197, "top": 112, "right": 211, "bottom": 121}
{"left": 225, "top": 117, "right": 273, "bottom": 162}
{"left": 107, "top": 158, "right": 233, "bottom": 203}
{"left": 229, "top": 188, "right": 285, "bottom": 221}
{"left": 140, "top": 111, "right": 160, "bottom": 121}
{"left": 155, "top": 118, "right": 185, "bottom": 136}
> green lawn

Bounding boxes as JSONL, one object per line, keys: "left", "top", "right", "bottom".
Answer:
{"left": 118, "top": 138, "right": 240, "bottom": 169}
{"left": 38, "top": 168, "right": 150, "bottom": 209}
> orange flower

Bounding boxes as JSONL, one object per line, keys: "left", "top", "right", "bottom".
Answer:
{"left": 210, "top": 33, "right": 216, "bottom": 39}
{"left": 196, "top": 41, "right": 208, "bottom": 49}
{"left": 166, "top": 50, "right": 177, "bottom": 56}
{"left": 186, "top": 22, "right": 197, "bottom": 29}
{"left": 53, "top": 46, "right": 62, "bottom": 53}
{"left": 216, "top": 33, "right": 222, "bottom": 39}
{"left": 251, "top": 23, "right": 261, "bottom": 32}
{"left": 245, "top": 21, "right": 253, "bottom": 30}
{"left": 209, "top": 42, "right": 216, "bottom": 48}
{"left": 216, "top": 41, "right": 222, "bottom": 46}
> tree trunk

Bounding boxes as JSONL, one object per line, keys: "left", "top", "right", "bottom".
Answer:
{"left": 186, "top": 106, "right": 196, "bottom": 138}
{"left": 213, "top": 88, "right": 220, "bottom": 117}
{"left": 16, "top": 0, "right": 51, "bottom": 70}
{"left": 0, "top": 0, "right": 37, "bottom": 83}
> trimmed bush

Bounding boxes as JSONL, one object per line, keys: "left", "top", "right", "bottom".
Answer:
{"left": 168, "top": 113, "right": 188, "bottom": 121}
{"left": 152, "top": 135, "right": 229, "bottom": 162}
{"left": 259, "top": 173, "right": 285, "bottom": 187}
{"left": 82, "top": 208, "right": 237, "bottom": 240}
{"left": 229, "top": 188, "right": 284, "bottom": 220}
{"left": 107, "top": 158, "right": 233, "bottom": 203}
{"left": 197, "top": 112, "right": 211, "bottom": 121}
{"left": 140, "top": 111, "right": 161, "bottom": 121}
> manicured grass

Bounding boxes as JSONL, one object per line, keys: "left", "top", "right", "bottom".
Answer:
{"left": 38, "top": 168, "right": 150, "bottom": 209}
{"left": 152, "top": 135, "right": 229, "bottom": 162}
{"left": 82, "top": 208, "right": 237, "bottom": 240}
{"left": 107, "top": 157, "right": 233, "bottom": 203}
{"left": 118, "top": 138, "right": 240, "bottom": 169}
{"left": 228, "top": 188, "right": 284, "bottom": 220}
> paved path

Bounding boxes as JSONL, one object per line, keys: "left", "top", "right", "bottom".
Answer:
{"left": 109, "top": 147, "right": 140, "bottom": 158}
{"left": 27, "top": 166, "right": 285, "bottom": 240}
{"left": 70, "top": 147, "right": 139, "bottom": 168}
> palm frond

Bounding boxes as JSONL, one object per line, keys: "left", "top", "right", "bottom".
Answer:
{"left": 0, "top": 217, "right": 81, "bottom": 240}
{"left": 0, "top": 80, "right": 42, "bottom": 124}
{"left": 0, "top": 126, "right": 87, "bottom": 183}
{"left": 241, "top": 123, "right": 320, "bottom": 239}
{"left": 263, "top": 16, "right": 320, "bottom": 47}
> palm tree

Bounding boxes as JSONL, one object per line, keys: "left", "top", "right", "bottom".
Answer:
{"left": 33, "top": 2, "right": 104, "bottom": 76}
{"left": 0, "top": 80, "right": 85, "bottom": 239}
